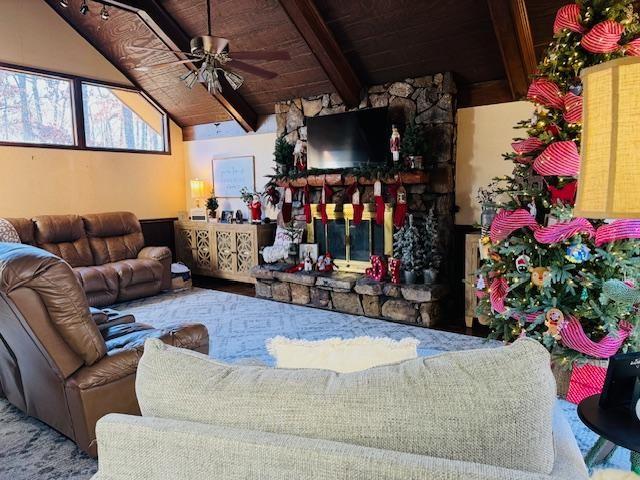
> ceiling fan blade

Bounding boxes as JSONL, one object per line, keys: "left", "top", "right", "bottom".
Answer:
{"left": 133, "top": 58, "right": 199, "bottom": 71}
{"left": 231, "top": 51, "right": 291, "bottom": 61}
{"left": 227, "top": 60, "right": 278, "bottom": 79}
{"left": 127, "top": 45, "right": 199, "bottom": 57}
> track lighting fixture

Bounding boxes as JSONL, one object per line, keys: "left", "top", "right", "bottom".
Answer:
{"left": 59, "top": 0, "right": 69, "bottom": 7}
{"left": 79, "top": 0, "right": 89, "bottom": 15}
{"left": 100, "top": 4, "right": 110, "bottom": 20}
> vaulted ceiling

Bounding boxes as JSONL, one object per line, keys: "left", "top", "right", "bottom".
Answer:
{"left": 43, "top": 0, "right": 568, "bottom": 132}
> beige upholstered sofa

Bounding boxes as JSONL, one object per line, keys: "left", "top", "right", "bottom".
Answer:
{"left": 91, "top": 339, "right": 589, "bottom": 479}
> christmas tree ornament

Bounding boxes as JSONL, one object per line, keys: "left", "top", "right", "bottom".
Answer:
{"left": 545, "top": 308, "right": 565, "bottom": 339}
{"left": 548, "top": 181, "right": 577, "bottom": 205}
{"left": 393, "top": 185, "right": 408, "bottom": 228}
{"left": 580, "top": 288, "right": 589, "bottom": 301}
{"left": 282, "top": 187, "right": 293, "bottom": 223}
{"left": 515, "top": 254, "right": 531, "bottom": 273}
{"left": 373, "top": 180, "right": 385, "bottom": 225}
{"left": 476, "top": 275, "right": 486, "bottom": 290}
{"left": 530, "top": 266, "right": 551, "bottom": 288}
{"left": 565, "top": 242, "right": 591, "bottom": 263}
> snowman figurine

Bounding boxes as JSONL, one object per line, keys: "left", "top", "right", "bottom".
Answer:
{"left": 304, "top": 251, "right": 313, "bottom": 272}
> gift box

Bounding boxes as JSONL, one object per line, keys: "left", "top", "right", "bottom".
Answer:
{"left": 566, "top": 363, "right": 608, "bottom": 404}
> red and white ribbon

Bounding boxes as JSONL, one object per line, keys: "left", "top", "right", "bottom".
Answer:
{"left": 534, "top": 218, "right": 595, "bottom": 244}
{"left": 512, "top": 137, "right": 544, "bottom": 155}
{"left": 490, "top": 276, "right": 508, "bottom": 314}
{"left": 561, "top": 316, "right": 633, "bottom": 358}
{"left": 581, "top": 20, "right": 625, "bottom": 54}
{"left": 563, "top": 92, "right": 583, "bottom": 123}
{"left": 533, "top": 141, "right": 580, "bottom": 177}
{"left": 553, "top": 4, "right": 585, "bottom": 35}
{"left": 527, "top": 79, "right": 565, "bottom": 110}
{"left": 595, "top": 220, "right": 640, "bottom": 246}
{"left": 490, "top": 209, "right": 539, "bottom": 243}
{"left": 626, "top": 37, "right": 640, "bottom": 56}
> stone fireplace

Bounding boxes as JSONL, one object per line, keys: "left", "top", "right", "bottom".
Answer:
{"left": 255, "top": 73, "right": 457, "bottom": 328}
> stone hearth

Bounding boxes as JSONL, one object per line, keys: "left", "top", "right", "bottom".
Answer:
{"left": 251, "top": 265, "right": 447, "bottom": 327}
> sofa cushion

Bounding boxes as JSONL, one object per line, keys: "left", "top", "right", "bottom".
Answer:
{"left": 33, "top": 215, "right": 94, "bottom": 267}
{"left": 82, "top": 212, "right": 144, "bottom": 265}
{"left": 4, "top": 218, "right": 34, "bottom": 244}
{"left": 136, "top": 338, "right": 557, "bottom": 475}
{"left": 74, "top": 265, "right": 119, "bottom": 307}
{"left": 110, "top": 259, "right": 163, "bottom": 289}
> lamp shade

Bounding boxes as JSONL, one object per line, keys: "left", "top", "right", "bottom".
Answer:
{"left": 574, "top": 57, "right": 640, "bottom": 218}
{"left": 190, "top": 179, "right": 206, "bottom": 199}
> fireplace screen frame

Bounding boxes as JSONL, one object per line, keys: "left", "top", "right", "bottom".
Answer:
{"left": 306, "top": 203, "right": 393, "bottom": 273}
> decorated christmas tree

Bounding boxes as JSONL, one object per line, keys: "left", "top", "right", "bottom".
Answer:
{"left": 476, "top": 0, "right": 640, "bottom": 370}
{"left": 273, "top": 135, "right": 294, "bottom": 176}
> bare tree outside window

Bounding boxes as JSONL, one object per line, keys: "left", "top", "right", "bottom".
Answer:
{"left": 82, "top": 83, "right": 164, "bottom": 151}
{"left": 0, "top": 69, "right": 74, "bottom": 145}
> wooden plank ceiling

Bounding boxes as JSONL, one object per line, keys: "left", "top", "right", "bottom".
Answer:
{"left": 43, "top": 0, "right": 570, "bottom": 130}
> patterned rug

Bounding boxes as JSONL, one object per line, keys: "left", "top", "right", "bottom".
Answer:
{"left": 0, "top": 288, "right": 630, "bottom": 479}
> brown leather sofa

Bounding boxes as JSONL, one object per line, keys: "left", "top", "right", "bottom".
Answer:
{"left": 0, "top": 243, "right": 209, "bottom": 457}
{"left": 5, "top": 212, "right": 171, "bottom": 307}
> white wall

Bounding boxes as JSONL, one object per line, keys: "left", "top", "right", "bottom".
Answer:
{"left": 455, "top": 101, "right": 534, "bottom": 225}
{"left": 183, "top": 122, "right": 278, "bottom": 219}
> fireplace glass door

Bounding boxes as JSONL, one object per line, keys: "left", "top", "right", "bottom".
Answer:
{"left": 307, "top": 204, "right": 393, "bottom": 272}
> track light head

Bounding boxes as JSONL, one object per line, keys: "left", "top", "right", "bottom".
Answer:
{"left": 79, "top": 0, "right": 89, "bottom": 15}
{"left": 59, "top": 0, "right": 69, "bottom": 8}
{"left": 100, "top": 4, "right": 110, "bottom": 20}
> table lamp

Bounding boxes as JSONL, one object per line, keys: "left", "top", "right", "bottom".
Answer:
{"left": 574, "top": 57, "right": 640, "bottom": 218}
{"left": 190, "top": 178, "right": 207, "bottom": 221}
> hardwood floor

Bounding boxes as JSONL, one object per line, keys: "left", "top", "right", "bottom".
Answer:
{"left": 193, "top": 275, "right": 490, "bottom": 339}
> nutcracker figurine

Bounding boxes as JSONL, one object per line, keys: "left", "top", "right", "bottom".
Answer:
{"left": 390, "top": 125, "right": 401, "bottom": 163}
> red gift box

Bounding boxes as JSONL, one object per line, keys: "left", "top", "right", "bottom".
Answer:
{"left": 566, "top": 363, "right": 607, "bottom": 405}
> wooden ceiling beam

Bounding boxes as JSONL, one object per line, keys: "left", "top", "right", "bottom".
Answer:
{"left": 486, "top": 0, "right": 536, "bottom": 99}
{"left": 279, "top": 0, "right": 362, "bottom": 108}
{"left": 458, "top": 80, "right": 513, "bottom": 108}
{"left": 99, "top": 0, "right": 258, "bottom": 132}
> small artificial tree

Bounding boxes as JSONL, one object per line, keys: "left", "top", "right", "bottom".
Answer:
{"left": 273, "top": 135, "right": 295, "bottom": 176}
{"left": 393, "top": 214, "right": 426, "bottom": 282}
{"left": 423, "top": 207, "right": 441, "bottom": 272}
{"left": 399, "top": 122, "right": 426, "bottom": 160}
{"left": 205, "top": 191, "right": 218, "bottom": 218}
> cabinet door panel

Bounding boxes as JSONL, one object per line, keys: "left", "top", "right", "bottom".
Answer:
{"left": 215, "top": 230, "right": 236, "bottom": 274}
{"left": 176, "top": 228, "right": 195, "bottom": 268}
{"left": 194, "top": 229, "right": 212, "bottom": 271}
{"left": 236, "top": 231, "right": 255, "bottom": 274}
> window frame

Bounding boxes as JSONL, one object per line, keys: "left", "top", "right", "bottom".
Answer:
{"left": 0, "top": 62, "right": 171, "bottom": 155}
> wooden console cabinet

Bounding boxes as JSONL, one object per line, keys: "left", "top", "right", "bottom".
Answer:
{"left": 174, "top": 221, "right": 276, "bottom": 284}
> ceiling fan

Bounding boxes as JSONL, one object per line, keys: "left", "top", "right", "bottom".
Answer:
{"left": 128, "top": 0, "right": 290, "bottom": 93}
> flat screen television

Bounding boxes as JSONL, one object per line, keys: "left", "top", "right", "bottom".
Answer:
{"left": 307, "top": 107, "right": 389, "bottom": 169}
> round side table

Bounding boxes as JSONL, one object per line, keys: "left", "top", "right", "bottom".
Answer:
{"left": 578, "top": 394, "right": 640, "bottom": 473}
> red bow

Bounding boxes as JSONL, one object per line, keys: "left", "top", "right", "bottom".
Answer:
{"left": 581, "top": 20, "right": 624, "bottom": 54}
{"left": 512, "top": 137, "right": 544, "bottom": 155}
{"left": 553, "top": 4, "right": 585, "bottom": 35}
{"left": 548, "top": 181, "right": 577, "bottom": 205}
{"left": 527, "top": 79, "right": 583, "bottom": 123}
{"left": 626, "top": 37, "right": 640, "bottom": 56}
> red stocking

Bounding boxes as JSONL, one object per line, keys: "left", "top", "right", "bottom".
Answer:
{"left": 374, "top": 181, "right": 385, "bottom": 225}
{"left": 351, "top": 185, "right": 363, "bottom": 225}
{"left": 393, "top": 185, "right": 408, "bottom": 228}
{"left": 282, "top": 187, "right": 293, "bottom": 223}
{"left": 303, "top": 185, "right": 312, "bottom": 224}
{"left": 319, "top": 183, "right": 333, "bottom": 225}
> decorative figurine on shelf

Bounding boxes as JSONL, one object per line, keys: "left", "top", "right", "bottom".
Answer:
{"left": 389, "top": 258, "right": 401, "bottom": 285}
{"left": 304, "top": 251, "right": 313, "bottom": 272}
{"left": 390, "top": 124, "right": 401, "bottom": 163}
{"left": 293, "top": 139, "right": 307, "bottom": 172}
{"left": 249, "top": 194, "right": 262, "bottom": 224}
{"left": 365, "top": 255, "right": 387, "bottom": 282}
{"left": 234, "top": 210, "right": 244, "bottom": 223}
{"left": 317, "top": 252, "right": 337, "bottom": 272}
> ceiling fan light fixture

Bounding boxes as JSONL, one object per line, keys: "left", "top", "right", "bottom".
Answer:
{"left": 59, "top": 0, "right": 69, "bottom": 8}
{"left": 79, "top": 0, "right": 89, "bottom": 15}
{"left": 223, "top": 70, "right": 244, "bottom": 90}
{"left": 181, "top": 70, "right": 199, "bottom": 89}
{"left": 100, "top": 4, "right": 110, "bottom": 20}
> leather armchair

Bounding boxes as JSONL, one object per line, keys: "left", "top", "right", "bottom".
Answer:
{"left": 0, "top": 243, "right": 208, "bottom": 457}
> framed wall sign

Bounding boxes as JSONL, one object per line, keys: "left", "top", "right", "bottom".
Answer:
{"left": 212, "top": 156, "right": 255, "bottom": 198}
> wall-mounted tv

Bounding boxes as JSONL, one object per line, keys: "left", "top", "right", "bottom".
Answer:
{"left": 307, "top": 107, "right": 389, "bottom": 169}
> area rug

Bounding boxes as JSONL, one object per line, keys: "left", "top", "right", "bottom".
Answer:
{"left": 0, "top": 288, "right": 630, "bottom": 479}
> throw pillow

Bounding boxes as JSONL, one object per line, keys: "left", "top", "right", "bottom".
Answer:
{"left": 0, "top": 219, "right": 20, "bottom": 243}
{"left": 266, "top": 336, "right": 419, "bottom": 372}
{"left": 136, "top": 338, "right": 556, "bottom": 475}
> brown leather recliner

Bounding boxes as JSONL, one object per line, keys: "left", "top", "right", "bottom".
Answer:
{"left": 0, "top": 243, "right": 209, "bottom": 457}
{"left": 6, "top": 212, "right": 172, "bottom": 307}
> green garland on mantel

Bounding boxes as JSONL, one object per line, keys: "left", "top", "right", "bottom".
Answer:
{"left": 266, "top": 162, "right": 435, "bottom": 190}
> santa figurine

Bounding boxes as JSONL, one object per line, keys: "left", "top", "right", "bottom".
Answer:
{"left": 304, "top": 251, "right": 313, "bottom": 272}
{"left": 322, "top": 252, "right": 337, "bottom": 272}
{"left": 389, "top": 125, "right": 401, "bottom": 163}
{"left": 316, "top": 254, "right": 326, "bottom": 272}
{"left": 294, "top": 139, "right": 307, "bottom": 172}
{"left": 249, "top": 194, "right": 262, "bottom": 223}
